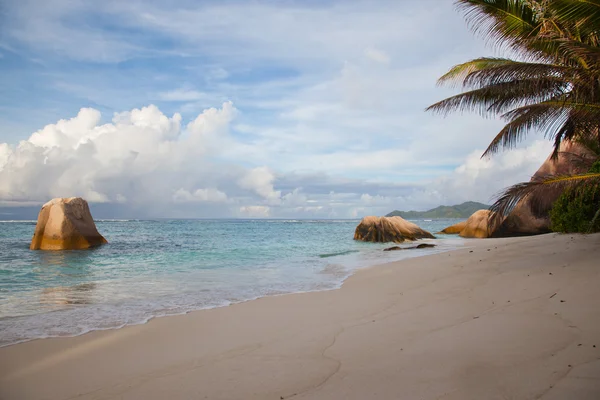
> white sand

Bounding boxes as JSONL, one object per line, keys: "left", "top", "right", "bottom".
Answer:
{"left": 1, "top": 233, "right": 599, "bottom": 399}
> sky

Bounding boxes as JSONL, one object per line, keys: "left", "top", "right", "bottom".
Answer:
{"left": 0, "top": 0, "right": 554, "bottom": 219}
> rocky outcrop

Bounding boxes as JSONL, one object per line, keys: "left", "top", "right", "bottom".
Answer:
{"left": 459, "top": 210, "right": 496, "bottom": 238}
{"left": 439, "top": 220, "right": 468, "bottom": 234}
{"left": 492, "top": 141, "right": 593, "bottom": 237}
{"left": 354, "top": 216, "right": 435, "bottom": 243}
{"left": 490, "top": 201, "right": 552, "bottom": 237}
{"left": 30, "top": 197, "right": 107, "bottom": 250}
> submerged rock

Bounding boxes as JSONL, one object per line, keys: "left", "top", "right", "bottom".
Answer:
{"left": 354, "top": 216, "right": 435, "bottom": 243}
{"left": 383, "top": 246, "right": 402, "bottom": 251}
{"left": 30, "top": 197, "right": 107, "bottom": 250}
{"left": 383, "top": 243, "right": 436, "bottom": 251}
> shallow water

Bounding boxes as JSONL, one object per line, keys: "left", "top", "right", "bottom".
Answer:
{"left": 0, "top": 219, "right": 464, "bottom": 346}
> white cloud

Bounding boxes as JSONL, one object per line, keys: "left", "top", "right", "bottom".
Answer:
{"left": 360, "top": 193, "right": 392, "bottom": 206}
{"left": 172, "top": 188, "right": 228, "bottom": 203}
{"left": 0, "top": 144, "right": 11, "bottom": 170}
{"left": 282, "top": 188, "right": 307, "bottom": 207}
{"left": 0, "top": 103, "right": 230, "bottom": 204}
{"left": 28, "top": 108, "right": 102, "bottom": 149}
{"left": 238, "top": 167, "right": 282, "bottom": 204}
{"left": 433, "top": 140, "right": 554, "bottom": 205}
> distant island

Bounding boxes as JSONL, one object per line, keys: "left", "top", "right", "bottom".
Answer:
{"left": 385, "top": 201, "right": 490, "bottom": 219}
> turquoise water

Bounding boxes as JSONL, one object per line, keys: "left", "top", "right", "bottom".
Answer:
{"left": 0, "top": 219, "right": 464, "bottom": 346}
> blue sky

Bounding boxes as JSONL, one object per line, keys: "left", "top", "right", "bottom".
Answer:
{"left": 0, "top": 0, "right": 553, "bottom": 218}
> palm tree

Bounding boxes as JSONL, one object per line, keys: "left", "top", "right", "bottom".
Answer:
{"left": 427, "top": 0, "right": 600, "bottom": 228}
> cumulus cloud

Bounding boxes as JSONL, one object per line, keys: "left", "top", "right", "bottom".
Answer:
{"left": 0, "top": 102, "right": 239, "bottom": 206}
{"left": 238, "top": 167, "right": 282, "bottom": 204}
{"left": 0, "top": 144, "right": 11, "bottom": 170}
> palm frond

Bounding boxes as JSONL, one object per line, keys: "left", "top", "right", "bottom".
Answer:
{"left": 437, "top": 58, "right": 524, "bottom": 87}
{"left": 489, "top": 172, "right": 600, "bottom": 226}
{"left": 483, "top": 102, "right": 570, "bottom": 155}
{"left": 426, "top": 78, "right": 567, "bottom": 116}
{"left": 482, "top": 100, "right": 600, "bottom": 156}
{"left": 463, "top": 62, "right": 576, "bottom": 88}
{"left": 551, "top": 0, "right": 600, "bottom": 40}
{"left": 455, "top": 0, "right": 541, "bottom": 53}
{"left": 554, "top": 37, "right": 600, "bottom": 69}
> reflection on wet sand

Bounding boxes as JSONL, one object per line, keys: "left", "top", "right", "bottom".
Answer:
{"left": 40, "top": 283, "right": 97, "bottom": 306}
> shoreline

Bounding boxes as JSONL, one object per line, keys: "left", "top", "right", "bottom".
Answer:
{"left": 2, "top": 233, "right": 599, "bottom": 399}
{"left": 0, "top": 236, "right": 461, "bottom": 348}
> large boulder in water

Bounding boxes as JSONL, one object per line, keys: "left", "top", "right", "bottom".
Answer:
{"left": 492, "top": 141, "right": 593, "bottom": 237}
{"left": 354, "top": 216, "right": 435, "bottom": 243}
{"left": 459, "top": 210, "right": 497, "bottom": 238}
{"left": 30, "top": 197, "right": 107, "bottom": 250}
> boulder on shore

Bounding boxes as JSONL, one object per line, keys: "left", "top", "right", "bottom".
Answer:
{"left": 354, "top": 216, "right": 435, "bottom": 243}
{"left": 492, "top": 141, "right": 593, "bottom": 237}
{"left": 459, "top": 210, "right": 497, "bottom": 239}
{"left": 30, "top": 197, "right": 107, "bottom": 250}
{"left": 439, "top": 220, "right": 467, "bottom": 235}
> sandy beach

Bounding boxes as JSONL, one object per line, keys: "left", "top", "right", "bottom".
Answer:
{"left": 1, "top": 233, "right": 599, "bottom": 400}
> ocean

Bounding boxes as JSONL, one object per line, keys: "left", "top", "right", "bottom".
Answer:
{"left": 0, "top": 219, "right": 465, "bottom": 347}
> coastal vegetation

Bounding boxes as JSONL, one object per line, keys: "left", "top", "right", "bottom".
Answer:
{"left": 428, "top": 0, "right": 600, "bottom": 233}
{"left": 550, "top": 161, "right": 600, "bottom": 232}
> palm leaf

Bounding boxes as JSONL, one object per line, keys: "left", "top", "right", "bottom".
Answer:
{"left": 427, "top": 77, "right": 568, "bottom": 116}
{"left": 551, "top": 0, "right": 600, "bottom": 40}
{"left": 554, "top": 37, "right": 600, "bottom": 69}
{"left": 455, "top": 0, "right": 541, "bottom": 52}
{"left": 437, "top": 58, "right": 525, "bottom": 87}
{"left": 489, "top": 172, "right": 600, "bottom": 226}
{"left": 482, "top": 100, "right": 600, "bottom": 156}
{"left": 463, "top": 62, "right": 577, "bottom": 88}
{"left": 437, "top": 57, "right": 576, "bottom": 87}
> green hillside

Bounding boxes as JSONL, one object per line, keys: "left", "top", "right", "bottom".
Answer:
{"left": 385, "top": 201, "right": 489, "bottom": 219}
